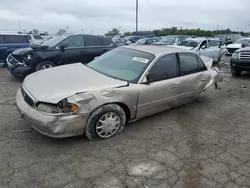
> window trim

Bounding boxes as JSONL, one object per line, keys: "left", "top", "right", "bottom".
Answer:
{"left": 56, "top": 35, "right": 85, "bottom": 49}
{"left": 177, "top": 52, "right": 207, "bottom": 76}
{"left": 138, "top": 52, "right": 179, "bottom": 84}
{"left": 56, "top": 35, "right": 114, "bottom": 49}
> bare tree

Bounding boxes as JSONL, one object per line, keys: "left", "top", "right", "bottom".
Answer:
{"left": 56, "top": 29, "right": 67, "bottom": 36}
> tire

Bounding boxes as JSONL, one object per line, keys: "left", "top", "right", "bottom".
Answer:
{"left": 85, "top": 104, "right": 126, "bottom": 140}
{"left": 35, "top": 61, "right": 55, "bottom": 71}
{"left": 231, "top": 66, "right": 242, "bottom": 76}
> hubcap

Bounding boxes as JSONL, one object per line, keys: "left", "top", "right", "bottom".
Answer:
{"left": 96, "top": 112, "right": 121, "bottom": 138}
{"left": 40, "top": 64, "right": 53, "bottom": 70}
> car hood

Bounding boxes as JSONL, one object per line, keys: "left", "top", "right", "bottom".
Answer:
{"left": 22, "top": 63, "right": 128, "bottom": 103}
{"left": 12, "top": 45, "right": 49, "bottom": 56}
{"left": 12, "top": 47, "right": 33, "bottom": 56}
{"left": 236, "top": 47, "right": 250, "bottom": 53}
{"left": 227, "top": 43, "right": 242, "bottom": 48}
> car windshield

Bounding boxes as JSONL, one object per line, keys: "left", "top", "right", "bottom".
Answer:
{"left": 136, "top": 38, "right": 147, "bottom": 44}
{"left": 234, "top": 38, "right": 250, "bottom": 44}
{"left": 158, "top": 36, "right": 176, "bottom": 44}
{"left": 179, "top": 40, "right": 199, "bottom": 48}
{"left": 87, "top": 47, "right": 155, "bottom": 83}
{"left": 41, "top": 36, "right": 66, "bottom": 47}
{"left": 33, "top": 35, "right": 43, "bottom": 40}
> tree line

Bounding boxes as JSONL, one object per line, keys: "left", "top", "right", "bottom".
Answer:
{"left": 105, "top": 27, "right": 250, "bottom": 37}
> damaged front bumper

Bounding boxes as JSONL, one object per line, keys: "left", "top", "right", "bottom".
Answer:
{"left": 16, "top": 89, "right": 88, "bottom": 138}
{"left": 6, "top": 54, "right": 32, "bottom": 78}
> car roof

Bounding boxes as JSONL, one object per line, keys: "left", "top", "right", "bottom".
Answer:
{"left": 184, "top": 37, "right": 206, "bottom": 42}
{"left": 123, "top": 45, "right": 188, "bottom": 57}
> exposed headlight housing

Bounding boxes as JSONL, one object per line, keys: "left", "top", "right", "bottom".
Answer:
{"left": 232, "top": 52, "right": 239, "bottom": 59}
{"left": 37, "top": 98, "right": 78, "bottom": 114}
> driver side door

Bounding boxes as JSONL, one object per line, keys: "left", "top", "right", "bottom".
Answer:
{"left": 58, "top": 35, "right": 85, "bottom": 65}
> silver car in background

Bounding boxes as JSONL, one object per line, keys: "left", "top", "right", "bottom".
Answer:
{"left": 171, "top": 37, "right": 228, "bottom": 63}
{"left": 16, "top": 45, "right": 220, "bottom": 140}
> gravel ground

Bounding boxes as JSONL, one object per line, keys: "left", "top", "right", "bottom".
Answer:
{"left": 0, "top": 56, "right": 250, "bottom": 188}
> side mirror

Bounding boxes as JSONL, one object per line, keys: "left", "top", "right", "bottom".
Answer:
{"left": 146, "top": 73, "right": 154, "bottom": 84}
{"left": 60, "top": 44, "right": 69, "bottom": 52}
{"left": 201, "top": 45, "right": 206, "bottom": 49}
{"left": 242, "top": 44, "right": 246, "bottom": 48}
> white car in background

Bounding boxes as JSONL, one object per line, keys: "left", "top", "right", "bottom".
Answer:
{"left": 226, "top": 38, "right": 250, "bottom": 55}
{"left": 26, "top": 34, "right": 45, "bottom": 45}
{"left": 169, "top": 37, "right": 228, "bottom": 63}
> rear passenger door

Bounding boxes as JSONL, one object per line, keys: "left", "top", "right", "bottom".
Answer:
{"left": 137, "top": 53, "right": 181, "bottom": 118}
{"left": 176, "top": 52, "right": 210, "bottom": 105}
{"left": 82, "top": 35, "right": 114, "bottom": 63}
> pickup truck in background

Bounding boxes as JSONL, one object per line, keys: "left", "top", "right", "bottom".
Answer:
{"left": 0, "top": 34, "right": 30, "bottom": 67}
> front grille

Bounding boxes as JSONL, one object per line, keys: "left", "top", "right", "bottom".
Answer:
{"left": 239, "top": 52, "right": 250, "bottom": 60}
{"left": 227, "top": 48, "right": 238, "bottom": 54}
{"left": 7, "top": 54, "right": 19, "bottom": 65}
{"left": 21, "top": 87, "right": 34, "bottom": 106}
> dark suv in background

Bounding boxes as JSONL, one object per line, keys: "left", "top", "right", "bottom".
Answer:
{"left": 0, "top": 34, "right": 30, "bottom": 67}
{"left": 6, "top": 34, "right": 117, "bottom": 78}
{"left": 230, "top": 41, "right": 250, "bottom": 76}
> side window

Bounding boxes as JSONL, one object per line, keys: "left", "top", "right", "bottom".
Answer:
{"left": 27, "top": 35, "right": 32, "bottom": 40}
{"left": 84, "top": 36, "right": 103, "bottom": 46}
{"left": 5, "top": 35, "right": 29, "bottom": 43}
{"left": 60, "top": 35, "right": 84, "bottom": 48}
{"left": 150, "top": 54, "right": 178, "bottom": 82}
{"left": 179, "top": 53, "right": 200, "bottom": 76}
{"left": 0, "top": 35, "right": 4, "bottom": 44}
{"left": 197, "top": 56, "right": 207, "bottom": 71}
{"left": 102, "top": 38, "right": 113, "bottom": 46}
{"left": 208, "top": 41, "right": 220, "bottom": 48}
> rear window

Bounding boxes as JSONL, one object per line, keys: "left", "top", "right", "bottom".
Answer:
{"left": 33, "top": 35, "right": 43, "bottom": 40}
{"left": 0, "top": 35, "right": 4, "bottom": 44}
{"left": 27, "top": 35, "right": 32, "bottom": 40}
{"left": 5, "top": 35, "right": 29, "bottom": 44}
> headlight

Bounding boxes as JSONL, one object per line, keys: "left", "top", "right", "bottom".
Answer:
{"left": 37, "top": 99, "right": 78, "bottom": 114}
{"left": 27, "top": 54, "right": 32, "bottom": 60}
{"left": 24, "top": 53, "right": 34, "bottom": 62}
{"left": 232, "top": 52, "right": 239, "bottom": 59}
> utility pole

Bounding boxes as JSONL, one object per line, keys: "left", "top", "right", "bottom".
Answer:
{"left": 136, "top": 0, "right": 138, "bottom": 32}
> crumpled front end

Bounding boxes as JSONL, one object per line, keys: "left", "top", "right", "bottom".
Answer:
{"left": 16, "top": 88, "right": 89, "bottom": 138}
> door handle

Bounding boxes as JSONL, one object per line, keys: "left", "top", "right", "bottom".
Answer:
{"left": 171, "top": 84, "right": 179, "bottom": 89}
{"left": 80, "top": 50, "right": 85, "bottom": 53}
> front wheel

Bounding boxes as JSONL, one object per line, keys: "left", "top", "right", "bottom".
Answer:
{"left": 35, "top": 61, "right": 55, "bottom": 71}
{"left": 231, "top": 66, "right": 242, "bottom": 76}
{"left": 85, "top": 104, "right": 126, "bottom": 140}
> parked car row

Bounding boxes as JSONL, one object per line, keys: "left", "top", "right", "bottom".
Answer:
{"left": 0, "top": 33, "right": 53, "bottom": 67}
{"left": 6, "top": 34, "right": 118, "bottom": 78}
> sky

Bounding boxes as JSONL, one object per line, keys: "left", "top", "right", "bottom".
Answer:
{"left": 0, "top": 0, "right": 250, "bottom": 35}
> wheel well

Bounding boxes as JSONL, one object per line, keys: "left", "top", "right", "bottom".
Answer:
{"left": 114, "top": 102, "right": 131, "bottom": 123}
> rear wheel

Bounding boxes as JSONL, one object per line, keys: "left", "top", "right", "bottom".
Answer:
{"left": 85, "top": 104, "right": 126, "bottom": 140}
{"left": 35, "top": 61, "right": 55, "bottom": 71}
{"left": 231, "top": 66, "right": 242, "bottom": 76}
